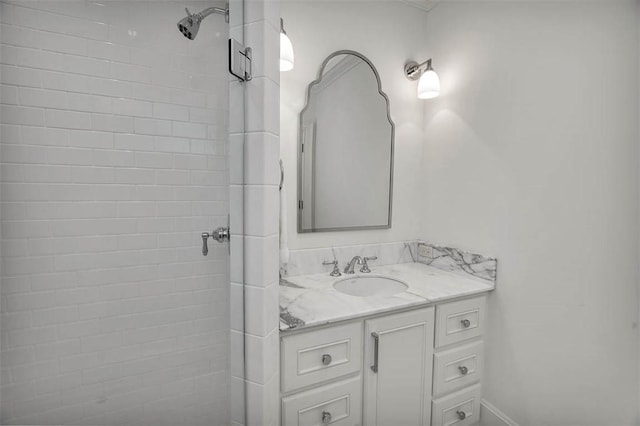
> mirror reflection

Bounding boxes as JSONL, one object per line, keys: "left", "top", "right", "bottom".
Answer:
{"left": 298, "top": 51, "right": 394, "bottom": 233}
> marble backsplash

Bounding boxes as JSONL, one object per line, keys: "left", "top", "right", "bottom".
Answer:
{"left": 416, "top": 242, "right": 497, "bottom": 283}
{"left": 282, "top": 240, "right": 497, "bottom": 285}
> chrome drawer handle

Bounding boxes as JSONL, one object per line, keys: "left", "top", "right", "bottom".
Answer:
{"left": 456, "top": 410, "right": 466, "bottom": 420}
{"left": 370, "top": 332, "right": 379, "bottom": 373}
{"left": 458, "top": 365, "right": 468, "bottom": 375}
{"left": 322, "top": 411, "right": 332, "bottom": 424}
{"left": 460, "top": 319, "right": 471, "bottom": 328}
{"left": 321, "top": 354, "right": 332, "bottom": 366}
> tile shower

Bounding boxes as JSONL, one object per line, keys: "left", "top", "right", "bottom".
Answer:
{"left": 0, "top": 1, "right": 235, "bottom": 424}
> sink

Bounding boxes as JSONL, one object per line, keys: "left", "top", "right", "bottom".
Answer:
{"left": 333, "top": 276, "right": 408, "bottom": 297}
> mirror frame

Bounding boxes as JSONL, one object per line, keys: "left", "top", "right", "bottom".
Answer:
{"left": 297, "top": 50, "right": 395, "bottom": 233}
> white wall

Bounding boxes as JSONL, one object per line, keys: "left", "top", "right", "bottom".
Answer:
{"left": 0, "top": 1, "right": 230, "bottom": 424}
{"left": 280, "top": 1, "right": 428, "bottom": 249}
{"left": 420, "top": 1, "right": 640, "bottom": 424}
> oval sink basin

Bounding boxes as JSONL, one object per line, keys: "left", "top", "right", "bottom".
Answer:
{"left": 333, "top": 276, "right": 408, "bottom": 297}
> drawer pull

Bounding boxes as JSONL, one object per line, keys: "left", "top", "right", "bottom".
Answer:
{"left": 371, "top": 332, "right": 379, "bottom": 373}
{"left": 460, "top": 319, "right": 471, "bottom": 328}
{"left": 321, "top": 354, "right": 332, "bottom": 366}
{"left": 458, "top": 365, "right": 468, "bottom": 375}
{"left": 322, "top": 411, "right": 332, "bottom": 424}
{"left": 456, "top": 410, "right": 466, "bottom": 420}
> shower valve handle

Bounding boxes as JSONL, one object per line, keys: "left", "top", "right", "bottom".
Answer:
{"left": 202, "top": 232, "right": 210, "bottom": 256}
{"left": 201, "top": 226, "right": 231, "bottom": 256}
{"left": 212, "top": 226, "right": 230, "bottom": 243}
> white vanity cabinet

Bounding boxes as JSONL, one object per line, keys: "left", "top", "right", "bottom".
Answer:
{"left": 280, "top": 295, "right": 487, "bottom": 426}
{"left": 363, "top": 308, "right": 435, "bottom": 426}
{"left": 280, "top": 322, "right": 364, "bottom": 426}
{"left": 431, "top": 296, "right": 486, "bottom": 426}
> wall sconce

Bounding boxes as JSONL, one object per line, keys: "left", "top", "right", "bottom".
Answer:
{"left": 280, "top": 18, "right": 294, "bottom": 71}
{"left": 404, "top": 58, "right": 440, "bottom": 99}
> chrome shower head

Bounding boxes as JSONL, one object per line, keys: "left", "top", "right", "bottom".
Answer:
{"left": 177, "top": 8, "right": 200, "bottom": 40}
{"left": 177, "top": 6, "right": 228, "bottom": 40}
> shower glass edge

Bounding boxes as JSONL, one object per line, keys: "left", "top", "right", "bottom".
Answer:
{"left": 228, "top": 0, "right": 248, "bottom": 425}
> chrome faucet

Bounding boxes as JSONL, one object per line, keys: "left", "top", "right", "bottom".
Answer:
{"left": 344, "top": 256, "right": 363, "bottom": 274}
{"left": 360, "top": 256, "right": 377, "bottom": 273}
{"left": 322, "top": 259, "right": 342, "bottom": 277}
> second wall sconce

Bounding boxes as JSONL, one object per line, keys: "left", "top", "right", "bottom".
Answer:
{"left": 404, "top": 58, "right": 440, "bottom": 99}
{"left": 280, "top": 18, "right": 294, "bottom": 71}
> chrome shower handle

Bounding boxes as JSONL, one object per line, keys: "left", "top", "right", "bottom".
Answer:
{"left": 201, "top": 225, "right": 230, "bottom": 256}
{"left": 211, "top": 226, "right": 230, "bottom": 243}
{"left": 201, "top": 232, "right": 210, "bottom": 256}
{"left": 279, "top": 159, "right": 284, "bottom": 190}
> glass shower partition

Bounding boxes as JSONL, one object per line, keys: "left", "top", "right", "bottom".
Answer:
{"left": 0, "top": 0, "right": 245, "bottom": 424}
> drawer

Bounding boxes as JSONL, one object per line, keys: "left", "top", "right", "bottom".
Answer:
{"left": 435, "top": 296, "right": 485, "bottom": 348}
{"left": 282, "top": 376, "right": 362, "bottom": 426}
{"left": 281, "top": 322, "right": 362, "bottom": 392}
{"left": 433, "top": 341, "right": 484, "bottom": 397}
{"left": 432, "top": 384, "right": 481, "bottom": 426}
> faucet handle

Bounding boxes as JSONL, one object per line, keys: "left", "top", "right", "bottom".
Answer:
{"left": 322, "top": 260, "right": 342, "bottom": 277}
{"left": 360, "top": 256, "right": 378, "bottom": 273}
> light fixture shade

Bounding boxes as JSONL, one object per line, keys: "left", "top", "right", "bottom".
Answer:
{"left": 417, "top": 69, "right": 440, "bottom": 99}
{"left": 280, "top": 32, "right": 294, "bottom": 71}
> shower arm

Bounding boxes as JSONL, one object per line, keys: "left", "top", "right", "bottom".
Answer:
{"left": 187, "top": 6, "right": 229, "bottom": 24}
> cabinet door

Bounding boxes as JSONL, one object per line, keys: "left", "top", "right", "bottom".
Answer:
{"left": 363, "top": 307, "right": 435, "bottom": 426}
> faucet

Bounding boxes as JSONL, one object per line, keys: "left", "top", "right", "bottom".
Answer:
{"left": 360, "top": 256, "right": 377, "bottom": 273}
{"left": 344, "top": 256, "right": 363, "bottom": 274}
{"left": 322, "top": 259, "right": 341, "bottom": 277}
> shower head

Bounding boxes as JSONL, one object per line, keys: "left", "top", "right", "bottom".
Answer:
{"left": 177, "top": 6, "right": 228, "bottom": 40}
{"left": 177, "top": 9, "right": 200, "bottom": 40}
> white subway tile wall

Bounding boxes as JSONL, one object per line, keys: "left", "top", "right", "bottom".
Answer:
{"left": 0, "top": 1, "right": 231, "bottom": 424}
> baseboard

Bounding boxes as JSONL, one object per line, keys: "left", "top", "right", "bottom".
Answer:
{"left": 480, "top": 399, "right": 519, "bottom": 426}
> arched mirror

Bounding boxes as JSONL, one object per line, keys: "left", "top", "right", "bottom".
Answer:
{"left": 298, "top": 50, "right": 394, "bottom": 233}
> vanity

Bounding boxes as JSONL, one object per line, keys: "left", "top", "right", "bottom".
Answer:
{"left": 279, "top": 47, "right": 496, "bottom": 426}
{"left": 279, "top": 256, "right": 495, "bottom": 426}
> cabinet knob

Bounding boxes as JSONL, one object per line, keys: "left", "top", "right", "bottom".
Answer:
{"left": 322, "top": 411, "right": 332, "bottom": 424}
{"left": 460, "top": 319, "right": 471, "bottom": 328}
{"left": 456, "top": 410, "right": 466, "bottom": 420}
{"left": 458, "top": 365, "right": 468, "bottom": 375}
{"left": 321, "top": 354, "right": 332, "bottom": 366}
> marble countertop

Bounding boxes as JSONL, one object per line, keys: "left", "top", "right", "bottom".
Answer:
{"left": 280, "top": 262, "right": 495, "bottom": 332}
